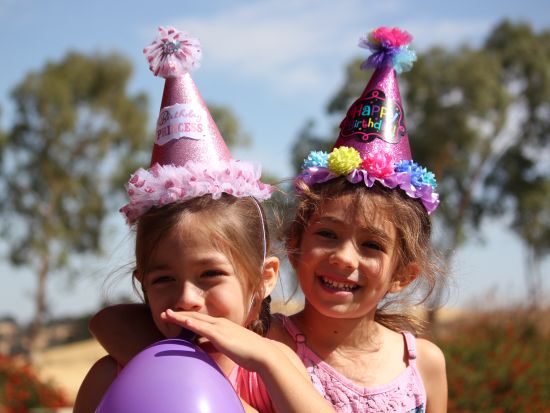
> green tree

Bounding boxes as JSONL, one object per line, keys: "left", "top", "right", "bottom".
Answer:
{"left": 209, "top": 104, "right": 251, "bottom": 149}
{"left": 483, "top": 22, "right": 550, "bottom": 309}
{"left": 292, "top": 20, "right": 550, "bottom": 313}
{"left": 0, "top": 52, "right": 150, "bottom": 355}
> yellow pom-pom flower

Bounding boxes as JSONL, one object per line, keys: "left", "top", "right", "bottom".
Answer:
{"left": 327, "top": 147, "right": 362, "bottom": 176}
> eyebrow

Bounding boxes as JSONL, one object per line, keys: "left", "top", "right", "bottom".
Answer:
{"left": 315, "top": 216, "right": 393, "bottom": 243}
{"left": 145, "top": 257, "right": 232, "bottom": 273}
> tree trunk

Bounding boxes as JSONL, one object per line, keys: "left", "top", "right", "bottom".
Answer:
{"left": 26, "top": 253, "right": 49, "bottom": 359}
{"left": 525, "top": 247, "right": 542, "bottom": 311}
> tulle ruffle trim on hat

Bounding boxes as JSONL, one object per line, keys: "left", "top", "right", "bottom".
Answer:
{"left": 296, "top": 147, "right": 439, "bottom": 214}
{"left": 121, "top": 160, "right": 273, "bottom": 224}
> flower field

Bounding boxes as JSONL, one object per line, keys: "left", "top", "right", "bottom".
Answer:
{"left": 434, "top": 307, "right": 550, "bottom": 412}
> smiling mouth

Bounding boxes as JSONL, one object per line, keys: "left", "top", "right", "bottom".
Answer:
{"left": 319, "top": 276, "right": 360, "bottom": 292}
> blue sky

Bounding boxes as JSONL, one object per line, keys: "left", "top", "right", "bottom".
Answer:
{"left": 1, "top": 0, "right": 549, "bottom": 322}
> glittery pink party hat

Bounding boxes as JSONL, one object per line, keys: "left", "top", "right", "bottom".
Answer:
{"left": 333, "top": 27, "right": 416, "bottom": 162}
{"left": 119, "top": 27, "right": 272, "bottom": 224}
{"left": 145, "top": 27, "right": 231, "bottom": 167}
{"left": 296, "top": 27, "right": 439, "bottom": 214}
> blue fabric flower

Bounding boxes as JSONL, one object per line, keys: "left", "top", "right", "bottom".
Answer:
{"left": 395, "top": 160, "right": 417, "bottom": 173}
{"left": 422, "top": 170, "right": 437, "bottom": 189}
{"left": 302, "top": 151, "right": 329, "bottom": 169}
{"left": 410, "top": 168, "right": 424, "bottom": 188}
{"left": 395, "top": 160, "right": 428, "bottom": 188}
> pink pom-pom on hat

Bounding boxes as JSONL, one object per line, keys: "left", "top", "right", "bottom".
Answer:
{"left": 120, "top": 27, "right": 272, "bottom": 224}
{"left": 143, "top": 26, "right": 202, "bottom": 78}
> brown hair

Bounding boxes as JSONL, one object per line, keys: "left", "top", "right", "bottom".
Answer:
{"left": 134, "top": 194, "right": 272, "bottom": 336}
{"left": 285, "top": 177, "right": 445, "bottom": 335}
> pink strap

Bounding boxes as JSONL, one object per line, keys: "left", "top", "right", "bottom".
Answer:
{"left": 402, "top": 331, "right": 417, "bottom": 365}
{"left": 232, "top": 365, "right": 275, "bottom": 413}
{"left": 279, "top": 314, "right": 307, "bottom": 345}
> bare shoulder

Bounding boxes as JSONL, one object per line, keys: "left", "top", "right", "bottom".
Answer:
{"left": 416, "top": 338, "right": 448, "bottom": 413}
{"left": 73, "top": 356, "right": 118, "bottom": 413}
{"left": 416, "top": 338, "right": 446, "bottom": 373}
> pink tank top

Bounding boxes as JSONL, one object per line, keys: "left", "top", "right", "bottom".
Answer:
{"left": 280, "top": 315, "right": 427, "bottom": 413}
{"left": 228, "top": 364, "right": 275, "bottom": 413}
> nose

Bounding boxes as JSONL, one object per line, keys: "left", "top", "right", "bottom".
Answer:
{"left": 328, "top": 240, "right": 359, "bottom": 270}
{"left": 174, "top": 281, "right": 204, "bottom": 312}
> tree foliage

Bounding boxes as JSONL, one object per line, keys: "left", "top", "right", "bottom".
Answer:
{"left": 0, "top": 51, "right": 150, "bottom": 353}
{"left": 209, "top": 104, "right": 251, "bottom": 149}
{"left": 292, "top": 20, "right": 550, "bottom": 306}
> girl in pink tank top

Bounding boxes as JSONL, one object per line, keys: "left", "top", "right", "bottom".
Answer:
{"left": 277, "top": 315, "right": 427, "bottom": 412}
{"left": 275, "top": 26, "right": 448, "bottom": 412}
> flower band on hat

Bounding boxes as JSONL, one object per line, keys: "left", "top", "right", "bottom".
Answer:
{"left": 295, "top": 27, "right": 439, "bottom": 214}
{"left": 120, "top": 27, "right": 273, "bottom": 224}
{"left": 297, "top": 147, "right": 439, "bottom": 214}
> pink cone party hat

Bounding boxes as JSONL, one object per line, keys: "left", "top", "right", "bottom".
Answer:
{"left": 120, "top": 27, "right": 272, "bottom": 224}
{"left": 296, "top": 27, "right": 439, "bottom": 214}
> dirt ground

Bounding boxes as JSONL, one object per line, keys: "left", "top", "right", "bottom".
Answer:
{"left": 34, "top": 338, "right": 107, "bottom": 403}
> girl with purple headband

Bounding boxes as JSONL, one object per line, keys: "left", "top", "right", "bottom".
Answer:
{"left": 257, "top": 27, "right": 448, "bottom": 412}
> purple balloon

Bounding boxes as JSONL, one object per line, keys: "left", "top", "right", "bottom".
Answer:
{"left": 96, "top": 338, "right": 245, "bottom": 413}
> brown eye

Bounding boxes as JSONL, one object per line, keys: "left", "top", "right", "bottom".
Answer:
{"left": 363, "top": 241, "right": 383, "bottom": 251}
{"left": 201, "top": 269, "right": 226, "bottom": 278}
{"left": 151, "top": 275, "right": 175, "bottom": 284}
{"left": 315, "top": 229, "right": 336, "bottom": 239}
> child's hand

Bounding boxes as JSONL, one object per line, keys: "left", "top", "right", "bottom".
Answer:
{"left": 161, "top": 309, "right": 273, "bottom": 372}
{"left": 162, "top": 309, "right": 336, "bottom": 413}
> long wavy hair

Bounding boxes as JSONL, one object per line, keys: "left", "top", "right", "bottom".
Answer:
{"left": 285, "top": 177, "right": 446, "bottom": 335}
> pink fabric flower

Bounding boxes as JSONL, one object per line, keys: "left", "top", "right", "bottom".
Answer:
{"left": 362, "top": 151, "right": 395, "bottom": 178}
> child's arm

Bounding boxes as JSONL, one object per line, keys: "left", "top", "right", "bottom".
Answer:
{"left": 163, "top": 310, "right": 335, "bottom": 413}
{"left": 73, "top": 356, "right": 117, "bottom": 413}
{"left": 89, "top": 304, "right": 163, "bottom": 365}
{"left": 417, "top": 339, "right": 447, "bottom": 413}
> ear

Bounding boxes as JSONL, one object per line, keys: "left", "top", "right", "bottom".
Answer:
{"left": 133, "top": 269, "right": 143, "bottom": 284}
{"left": 388, "top": 262, "right": 420, "bottom": 293}
{"left": 261, "top": 256, "right": 280, "bottom": 298}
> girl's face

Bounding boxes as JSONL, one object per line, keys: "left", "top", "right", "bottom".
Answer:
{"left": 292, "top": 195, "right": 407, "bottom": 320}
{"left": 138, "top": 221, "right": 250, "bottom": 339}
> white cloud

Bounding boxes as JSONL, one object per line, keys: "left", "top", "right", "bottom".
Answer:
{"left": 173, "top": 0, "right": 402, "bottom": 95}
{"left": 162, "top": 1, "right": 501, "bottom": 96}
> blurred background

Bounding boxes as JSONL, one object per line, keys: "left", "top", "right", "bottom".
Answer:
{"left": 0, "top": 0, "right": 548, "bottom": 411}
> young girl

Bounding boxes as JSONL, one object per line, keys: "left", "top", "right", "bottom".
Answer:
{"left": 90, "top": 27, "right": 448, "bottom": 412}
{"left": 74, "top": 27, "right": 335, "bottom": 413}
{"left": 252, "top": 27, "right": 447, "bottom": 412}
